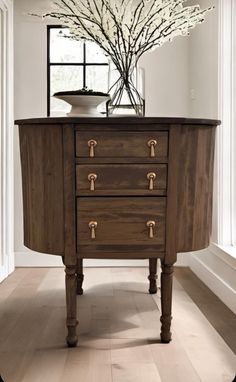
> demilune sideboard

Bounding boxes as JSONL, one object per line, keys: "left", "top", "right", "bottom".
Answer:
{"left": 15, "top": 117, "right": 220, "bottom": 347}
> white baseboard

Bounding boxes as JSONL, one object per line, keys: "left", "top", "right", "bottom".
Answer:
{"left": 15, "top": 251, "right": 148, "bottom": 267}
{"left": 0, "top": 266, "right": 8, "bottom": 283}
{"left": 15, "top": 250, "right": 189, "bottom": 268}
{"left": 15, "top": 251, "right": 64, "bottom": 267}
{"left": 189, "top": 248, "right": 236, "bottom": 314}
{"left": 0, "top": 261, "right": 15, "bottom": 283}
{"left": 176, "top": 252, "right": 190, "bottom": 266}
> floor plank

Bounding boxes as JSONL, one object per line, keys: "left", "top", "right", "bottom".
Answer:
{"left": 21, "top": 349, "right": 68, "bottom": 382}
{"left": 0, "top": 266, "right": 235, "bottom": 382}
{"left": 174, "top": 266, "right": 236, "bottom": 354}
{"left": 112, "top": 362, "right": 162, "bottom": 382}
{"left": 153, "top": 277, "right": 236, "bottom": 382}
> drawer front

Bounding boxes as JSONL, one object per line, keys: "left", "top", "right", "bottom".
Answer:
{"left": 75, "top": 131, "right": 168, "bottom": 158}
{"left": 77, "top": 197, "right": 166, "bottom": 251}
{"left": 76, "top": 164, "right": 167, "bottom": 196}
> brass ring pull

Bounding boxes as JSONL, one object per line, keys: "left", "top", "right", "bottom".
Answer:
{"left": 88, "top": 139, "right": 97, "bottom": 157}
{"left": 147, "top": 172, "right": 157, "bottom": 190}
{"left": 147, "top": 139, "right": 157, "bottom": 157}
{"left": 88, "top": 173, "right": 97, "bottom": 191}
{"left": 146, "top": 221, "right": 156, "bottom": 238}
{"left": 89, "top": 221, "right": 98, "bottom": 239}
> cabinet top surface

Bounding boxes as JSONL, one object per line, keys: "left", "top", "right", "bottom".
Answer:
{"left": 15, "top": 116, "right": 221, "bottom": 126}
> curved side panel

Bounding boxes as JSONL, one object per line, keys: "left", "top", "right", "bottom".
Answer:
{"left": 175, "top": 125, "right": 216, "bottom": 253}
{"left": 19, "top": 124, "right": 64, "bottom": 255}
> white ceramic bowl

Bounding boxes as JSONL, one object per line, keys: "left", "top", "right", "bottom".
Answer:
{"left": 54, "top": 94, "right": 110, "bottom": 117}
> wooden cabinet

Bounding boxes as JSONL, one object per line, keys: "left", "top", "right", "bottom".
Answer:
{"left": 16, "top": 117, "right": 220, "bottom": 347}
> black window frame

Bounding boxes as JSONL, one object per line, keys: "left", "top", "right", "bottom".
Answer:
{"left": 47, "top": 25, "right": 109, "bottom": 116}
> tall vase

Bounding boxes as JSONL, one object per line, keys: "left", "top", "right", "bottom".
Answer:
{"left": 107, "top": 60, "right": 145, "bottom": 116}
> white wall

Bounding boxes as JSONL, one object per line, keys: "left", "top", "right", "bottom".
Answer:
{"left": 14, "top": 0, "right": 189, "bottom": 267}
{"left": 0, "top": 0, "right": 14, "bottom": 282}
{"left": 140, "top": 37, "right": 189, "bottom": 117}
{"left": 187, "top": 0, "right": 236, "bottom": 314}
{"left": 188, "top": 0, "right": 219, "bottom": 241}
{"left": 14, "top": 0, "right": 59, "bottom": 266}
{"left": 188, "top": 0, "right": 219, "bottom": 119}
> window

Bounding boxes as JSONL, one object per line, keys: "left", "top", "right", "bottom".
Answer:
{"left": 47, "top": 26, "right": 109, "bottom": 116}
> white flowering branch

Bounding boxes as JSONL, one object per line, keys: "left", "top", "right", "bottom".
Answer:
{"left": 32, "top": 0, "right": 213, "bottom": 114}
{"left": 36, "top": 0, "right": 213, "bottom": 66}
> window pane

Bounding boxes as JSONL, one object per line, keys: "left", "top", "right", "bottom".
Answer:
{"left": 50, "top": 66, "right": 83, "bottom": 114}
{"left": 86, "top": 41, "right": 108, "bottom": 63}
{"left": 86, "top": 65, "right": 109, "bottom": 93}
{"left": 50, "top": 28, "right": 83, "bottom": 63}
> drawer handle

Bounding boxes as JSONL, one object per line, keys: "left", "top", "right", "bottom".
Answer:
{"left": 88, "top": 173, "right": 97, "bottom": 191}
{"left": 147, "top": 139, "right": 157, "bottom": 157}
{"left": 88, "top": 139, "right": 97, "bottom": 157}
{"left": 89, "top": 221, "right": 98, "bottom": 239}
{"left": 147, "top": 172, "right": 157, "bottom": 190}
{"left": 146, "top": 221, "right": 156, "bottom": 238}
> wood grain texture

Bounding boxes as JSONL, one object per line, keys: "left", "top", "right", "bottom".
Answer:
{"left": 65, "top": 265, "right": 78, "bottom": 347}
{"left": 76, "top": 131, "right": 168, "bottom": 158}
{"left": 174, "top": 125, "right": 216, "bottom": 252}
{"left": 77, "top": 248, "right": 165, "bottom": 259}
{"left": 76, "top": 258, "right": 84, "bottom": 295}
{"left": 76, "top": 164, "right": 167, "bottom": 196}
{"left": 148, "top": 258, "right": 158, "bottom": 294}
{"left": 62, "top": 125, "right": 78, "bottom": 346}
{"left": 75, "top": 157, "right": 168, "bottom": 164}
{"left": 77, "top": 197, "right": 166, "bottom": 248}
{"left": 19, "top": 124, "right": 64, "bottom": 255}
{"left": 62, "top": 125, "right": 76, "bottom": 266}
{"left": 160, "top": 263, "right": 174, "bottom": 343}
{"left": 17, "top": 119, "right": 218, "bottom": 258}
{"left": 15, "top": 116, "right": 221, "bottom": 125}
{"left": 164, "top": 125, "right": 181, "bottom": 265}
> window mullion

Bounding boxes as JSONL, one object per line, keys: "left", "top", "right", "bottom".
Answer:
{"left": 83, "top": 41, "right": 86, "bottom": 88}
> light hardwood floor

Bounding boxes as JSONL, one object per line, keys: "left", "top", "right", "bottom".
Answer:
{"left": 0, "top": 267, "right": 235, "bottom": 382}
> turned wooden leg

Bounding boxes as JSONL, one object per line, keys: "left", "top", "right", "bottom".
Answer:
{"left": 160, "top": 262, "right": 174, "bottom": 343}
{"left": 76, "top": 258, "right": 84, "bottom": 295}
{"left": 65, "top": 265, "right": 78, "bottom": 347}
{"left": 148, "top": 258, "right": 158, "bottom": 294}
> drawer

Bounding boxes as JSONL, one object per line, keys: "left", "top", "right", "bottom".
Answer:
{"left": 75, "top": 131, "right": 168, "bottom": 159}
{"left": 76, "top": 164, "right": 167, "bottom": 196}
{"left": 77, "top": 197, "right": 166, "bottom": 253}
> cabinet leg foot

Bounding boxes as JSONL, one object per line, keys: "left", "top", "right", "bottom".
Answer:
{"left": 66, "top": 319, "right": 78, "bottom": 347}
{"left": 148, "top": 258, "right": 158, "bottom": 294}
{"left": 160, "top": 316, "right": 172, "bottom": 343}
{"left": 76, "top": 258, "right": 84, "bottom": 295}
{"left": 65, "top": 265, "right": 78, "bottom": 347}
{"left": 160, "top": 263, "right": 174, "bottom": 343}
